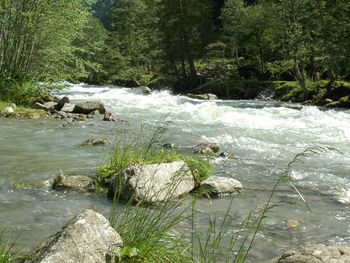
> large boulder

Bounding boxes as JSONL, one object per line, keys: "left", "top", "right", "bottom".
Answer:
{"left": 55, "top": 96, "right": 70, "bottom": 111}
{"left": 25, "top": 209, "right": 123, "bottom": 263}
{"left": 33, "top": 102, "right": 56, "bottom": 111}
{"left": 60, "top": 103, "right": 75, "bottom": 113}
{"left": 268, "top": 244, "right": 350, "bottom": 263}
{"left": 80, "top": 138, "right": 112, "bottom": 146}
{"left": 199, "top": 176, "right": 242, "bottom": 196}
{"left": 109, "top": 161, "right": 195, "bottom": 203}
{"left": 73, "top": 101, "right": 106, "bottom": 115}
{"left": 2, "top": 107, "right": 14, "bottom": 117}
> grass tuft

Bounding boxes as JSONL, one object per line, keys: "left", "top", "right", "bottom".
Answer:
{"left": 95, "top": 125, "right": 211, "bottom": 192}
{"left": 0, "top": 231, "right": 15, "bottom": 263}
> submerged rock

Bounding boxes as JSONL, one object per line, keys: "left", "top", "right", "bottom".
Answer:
{"left": 199, "top": 176, "right": 242, "bottom": 196}
{"left": 80, "top": 138, "right": 112, "bottom": 146}
{"left": 109, "top": 161, "right": 195, "bottom": 203}
{"left": 103, "top": 112, "right": 117, "bottom": 121}
{"left": 287, "top": 219, "right": 300, "bottom": 229}
{"left": 194, "top": 142, "right": 220, "bottom": 155}
{"left": 140, "top": 86, "right": 152, "bottom": 95}
{"left": 25, "top": 209, "right": 122, "bottom": 263}
{"left": 218, "top": 151, "right": 233, "bottom": 158}
{"left": 268, "top": 244, "right": 350, "bottom": 263}
{"left": 163, "top": 143, "right": 176, "bottom": 149}
{"left": 53, "top": 175, "right": 94, "bottom": 192}
{"left": 188, "top": 93, "right": 218, "bottom": 100}
{"left": 73, "top": 101, "right": 106, "bottom": 115}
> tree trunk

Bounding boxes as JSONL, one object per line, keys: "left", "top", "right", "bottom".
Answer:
{"left": 294, "top": 59, "right": 307, "bottom": 100}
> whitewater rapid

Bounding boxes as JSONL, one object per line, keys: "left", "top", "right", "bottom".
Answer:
{"left": 0, "top": 83, "right": 349, "bottom": 261}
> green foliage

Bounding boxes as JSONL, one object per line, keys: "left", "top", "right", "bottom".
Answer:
{"left": 108, "top": 146, "right": 335, "bottom": 263}
{"left": 95, "top": 144, "right": 211, "bottom": 191}
{"left": 182, "top": 157, "right": 211, "bottom": 186}
{"left": 0, "top": 80, "right": 53, "bottom": 106}
{"left": 0, "top": 231, "right": 15, "bottom": 263}
{"left": 104, "top": 0, "right": 159, "bottom": 85}
{"left": 196, "top": 79, "right": 266, "bottom": 100}
{"left": 266, "top": 60, "right": 294, "bottom": 80}
{"left": 110, "top": 197, "right": 192, "bottom": 263}
{"left": 0, "top": 0, "right": 107, "bottom": 85}
{"left": 95, "top": 124, "right": 212, "bottom": 192}
{"left": 272, "top": 82, "right": 303, "bottom": 102}
{"left": 270, "top": 80, "right": 350, "bottom": 106}
{"left": 1, "top": 0, "right": 349, "bottom": 93}
{"left": 13, "top": 182, "right": 34, "bottom": 191}
{"left": 115, "top": 246, "right": 141, "bottom": 262}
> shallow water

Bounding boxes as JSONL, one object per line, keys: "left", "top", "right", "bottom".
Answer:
{"left": 1, "top": 83, "right": 350, "bottom": 261}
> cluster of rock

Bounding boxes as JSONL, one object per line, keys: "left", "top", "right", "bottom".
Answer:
{"left": 193, "top": 142, "right": 220, "bottom": 155}
{"left": 164, "top": 141, "right": 234, "bottom": 158}
{"left": 24, "top": 209, "right": 350, "bottom": 263}
{"left": 107, "top": 160, "right": 242, "bottom": 203}
{"left": 33, "top": 96, "right": 117, "bottom": 122}
{"left": 48, "top": 140, "right": 241, "bottom": 202}
{"left": 267, "top": 244, "right": 350, "bottom": 263}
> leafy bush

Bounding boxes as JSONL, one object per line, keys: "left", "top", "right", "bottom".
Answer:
{"left": 0, "top": 79, "right": 55, "bottom": 106}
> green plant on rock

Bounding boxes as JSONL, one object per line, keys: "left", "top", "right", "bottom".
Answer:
{"left": 95, "top": 124, "right": 212, "bottom": 192}
{"left": 183, "top": 156, "right": 211, "bottom": 187}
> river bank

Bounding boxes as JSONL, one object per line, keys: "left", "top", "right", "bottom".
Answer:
{"left": 155, "top": 79, "right": 350, "bottom": 109}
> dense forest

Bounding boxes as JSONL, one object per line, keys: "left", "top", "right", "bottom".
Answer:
{"left": 0, "top": 0, "right": 349, "bottom": 103}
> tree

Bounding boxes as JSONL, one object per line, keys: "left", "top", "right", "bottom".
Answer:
{"left": 106, "top": 0, "right": 159, "bottom": 84}
{"left": 157, "top": 0, "right": 214, "bottom": 87}
{"left": 0, "top": 0, "right": 103, "bottom": 83}
{"left": 320, "top": 1, "right": 350, "bottom": 84}
{"left": 222, "top": 0, "right": 245, "bottom": 67}
{"left": 270, "top": 0, "right": 325, "bottom": 94}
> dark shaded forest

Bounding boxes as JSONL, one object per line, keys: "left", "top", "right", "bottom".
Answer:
{"left": 1, "top": 0, "right": 349, "bottom": 105}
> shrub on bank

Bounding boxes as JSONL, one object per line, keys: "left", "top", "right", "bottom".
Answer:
{"left": 0, "top": 80, "right": 54, "bottom": 107}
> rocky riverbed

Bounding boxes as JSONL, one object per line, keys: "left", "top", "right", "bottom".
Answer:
{"left": 1, "top": 83, "right": 350, "bottom": 262}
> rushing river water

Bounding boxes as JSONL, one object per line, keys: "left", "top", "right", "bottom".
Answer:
{"left": 1, "top": 83, "right": 350, "bottom": 261}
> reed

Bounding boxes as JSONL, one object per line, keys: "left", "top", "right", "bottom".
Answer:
{"left": 108, "top": 145, "right": 339, "bottom": 262}
{"left": 0, "top": 231, "right": 15, "bottom": 263}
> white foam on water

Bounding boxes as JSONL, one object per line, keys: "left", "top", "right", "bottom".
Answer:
{"left": 59, "top": 83, "right": 350, "bottom": 195}
{"left": 61, "top": 84, "right": 350, "bottom": 145}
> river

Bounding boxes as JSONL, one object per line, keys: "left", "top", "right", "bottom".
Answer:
{"left": 1, "top": 83, "right": 350, "bottom": 261}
